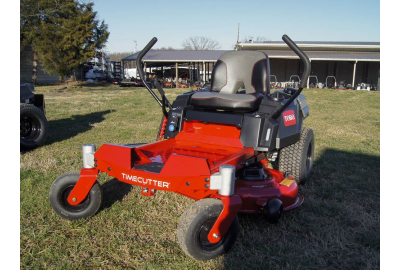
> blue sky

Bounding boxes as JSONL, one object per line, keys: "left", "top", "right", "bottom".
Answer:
{"left": 91, "top": 0, "right": 380, "bottom": 53}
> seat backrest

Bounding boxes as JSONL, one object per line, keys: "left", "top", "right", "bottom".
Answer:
{"left": 210, "top": 50, "right": 270, "bottom": 95}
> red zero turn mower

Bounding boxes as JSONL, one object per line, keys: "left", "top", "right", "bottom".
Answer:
{"left": 49, "top": 35, "right": 314, "bottom": 261}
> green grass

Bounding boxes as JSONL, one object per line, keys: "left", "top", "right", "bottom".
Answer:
{"left": 21, "top": 83, "right": 380, "bottom": 269}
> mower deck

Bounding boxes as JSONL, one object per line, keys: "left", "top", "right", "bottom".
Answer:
{"left": 91, "top": 127, "right": 255, "bottom": 201}
{"left": 71, "top": 139, "right": 301, "bottom": 208}
{"left": 67, "top": 119, "right": 302, "bottom": 210}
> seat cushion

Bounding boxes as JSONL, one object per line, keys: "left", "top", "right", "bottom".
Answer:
{"left": 190, "top": 91, "right": 264, "bottom": 112}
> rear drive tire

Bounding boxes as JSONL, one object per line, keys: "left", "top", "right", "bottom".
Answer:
{"left": 279, "top": 127, "right": 315, "bottom": 185}
{"left": 20, "top": 104, "right": 48, "bottom": 150}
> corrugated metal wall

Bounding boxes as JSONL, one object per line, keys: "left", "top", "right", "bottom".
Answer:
{"left": 354, "top": 62, "right": 380, "bottom": 85}
{"left": 285, "top": 59, "right": 301, "bottom": 82}
{"left": 270, "top": 59, "right": 302, "bottom": 82}
{"left": 269, "top": 59, "right": 286, "bottom": 82}
{"left": 367, "top": 62, "right": 380, "bottom": 85}
{"left": 309, "top": 60, "right": 328, "bottom": 85}
{"left": 36, "top": 62, "right": 60, "bottom": 84}
{"left": 269, "top": 58, "right": 379, "bottom": 87}
{"left": 20, "top": 47, "right": 60, "bottom": 84}
{"left": 20, "top": 47, "right": 34, "bottom": 83}
{"left": 335, "top": 61, "right": 354, "bottom": 86}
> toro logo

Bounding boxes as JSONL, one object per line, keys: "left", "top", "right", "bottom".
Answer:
{"left": 282, "top": 110, "right": 296, "bottom": 126}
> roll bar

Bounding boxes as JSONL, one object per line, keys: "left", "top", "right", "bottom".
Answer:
{"left": 283, "top": 35, "right": 311, "bottom": 88}
{"left": 136, "top": 37, "right": 171, "bottom": 108}
{"left": 270, "top": 35, "right": 311, "bottom": 119}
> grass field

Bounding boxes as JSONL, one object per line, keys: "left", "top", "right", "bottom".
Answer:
{"left": 20, "top": 83, "right": 380, "bottom": 269}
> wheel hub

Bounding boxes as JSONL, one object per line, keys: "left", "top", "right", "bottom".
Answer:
{"left": 20, "top": 117, "right": 33, "bottom": 137}
{"left": 198, "top": 218, "right": 225, "bottom": 250}
{"left": 61, "top": 185, "right": 90, "bottom": 212}
{"left": 20, "top": 114, "right": 41, "bottom": 140}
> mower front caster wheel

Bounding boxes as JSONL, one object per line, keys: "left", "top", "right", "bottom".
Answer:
{"left": 49, "top": 171, "right": 102, "bottom": 220}
{"left": 177, "top": 198, "right": 239, "bottom": 261}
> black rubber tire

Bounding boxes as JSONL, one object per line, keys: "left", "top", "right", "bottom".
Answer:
{"left": 278, "top": 127, "right": 315, "bottom": 185}
{"left": 49, "top": 171, "right": 102, "bottom": 220}
{"left": 177, "top": 198, "right": 239, "bottom": 261}
{"left": 20, "top": 103, "right": 48, "bottom": 150}
{"left": 263, "top": 198, "right": 283, "bottom": 224}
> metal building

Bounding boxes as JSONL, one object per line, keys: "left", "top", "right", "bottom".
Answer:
{"left": 122, "top": 50, "right": 228, "bottom": 83}
{"left": 236, "top": 41, "right": 380, "bottom": 89}
{"left": 121, "top": 41, "right": 380, "bottom": 90}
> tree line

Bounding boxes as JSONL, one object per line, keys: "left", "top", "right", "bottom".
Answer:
{"left": 20, "top": 1, "right": 269, "bottom": 80}
{"left": 21, "top": 0, "right": 109, "bottom": 79}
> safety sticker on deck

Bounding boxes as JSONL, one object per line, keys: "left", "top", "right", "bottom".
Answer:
{"left": 280, "top": 178, "right": 294, "bottom": 187}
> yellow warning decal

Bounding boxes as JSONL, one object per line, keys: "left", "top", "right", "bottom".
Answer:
{"left": 280, "top": 178, "right": 294, "bottom": 187}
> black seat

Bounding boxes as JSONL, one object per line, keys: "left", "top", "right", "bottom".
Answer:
{"left": 190, "top": 50, "right": 270, "bottom": 112}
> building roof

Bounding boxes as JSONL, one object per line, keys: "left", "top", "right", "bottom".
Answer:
{"left": 122, "top": 50, "right": 229, "bottom": 62}
{"left": 240, "top": 41, "right": 380, "bottom": 46}
{"left": 122, "top": 40, "right": 380, "bottom": 64}
{"left": 263, "top": 50, "right": 380, "bottom": 61}
{"left": 237, "top": 41, "right": 380, "bottom": 52}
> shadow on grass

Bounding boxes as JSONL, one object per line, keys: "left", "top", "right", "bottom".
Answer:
{"left": 77, "top": 82, "right": 145, "bottom": 91}
{"left": 20, "top": 110, "right": 111, "bottom": 153}
{"left": 45, "top": 110, "right": 113, "bottom": 145}
{"left": 99, "top": 178, "right": 133, "bottom": 211}
{"left": 223, "top": 148, "right": 380, "bottom": 270}
{"left": 76, "top": 82, "right": 114, "bottom": 88}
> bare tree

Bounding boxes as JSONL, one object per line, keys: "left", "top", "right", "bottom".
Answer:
{"left": 153, "top": 46, "right": 179, "bottom": 50}
{"left": 182, "top": 36, "right": 221, "bottom": 50}
{"left": 242, "top": 36, "right": 271, "bottom": 42}
{"left": 108, "top": 52, "right": 135, "bottom": 61}
{"left": 233, "top": 36, "right": 271, "bottom": 49}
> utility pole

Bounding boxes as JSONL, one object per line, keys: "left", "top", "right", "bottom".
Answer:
{"left": 236, "top": 23, "right": 240, "bottom": 50}
{"left": 134, "top": 40, "right": 138, "bottom": 69}
{"left": 237, "top": 23, "right": 240, "bottom": 44}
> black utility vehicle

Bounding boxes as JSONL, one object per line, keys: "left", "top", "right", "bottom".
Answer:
{"left": 20, "top": 83, "right": 48, "bottom": 149}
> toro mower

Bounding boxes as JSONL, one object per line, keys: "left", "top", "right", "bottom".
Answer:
{"left": 49, "top": 35, "right": 314, "bottom": 261}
